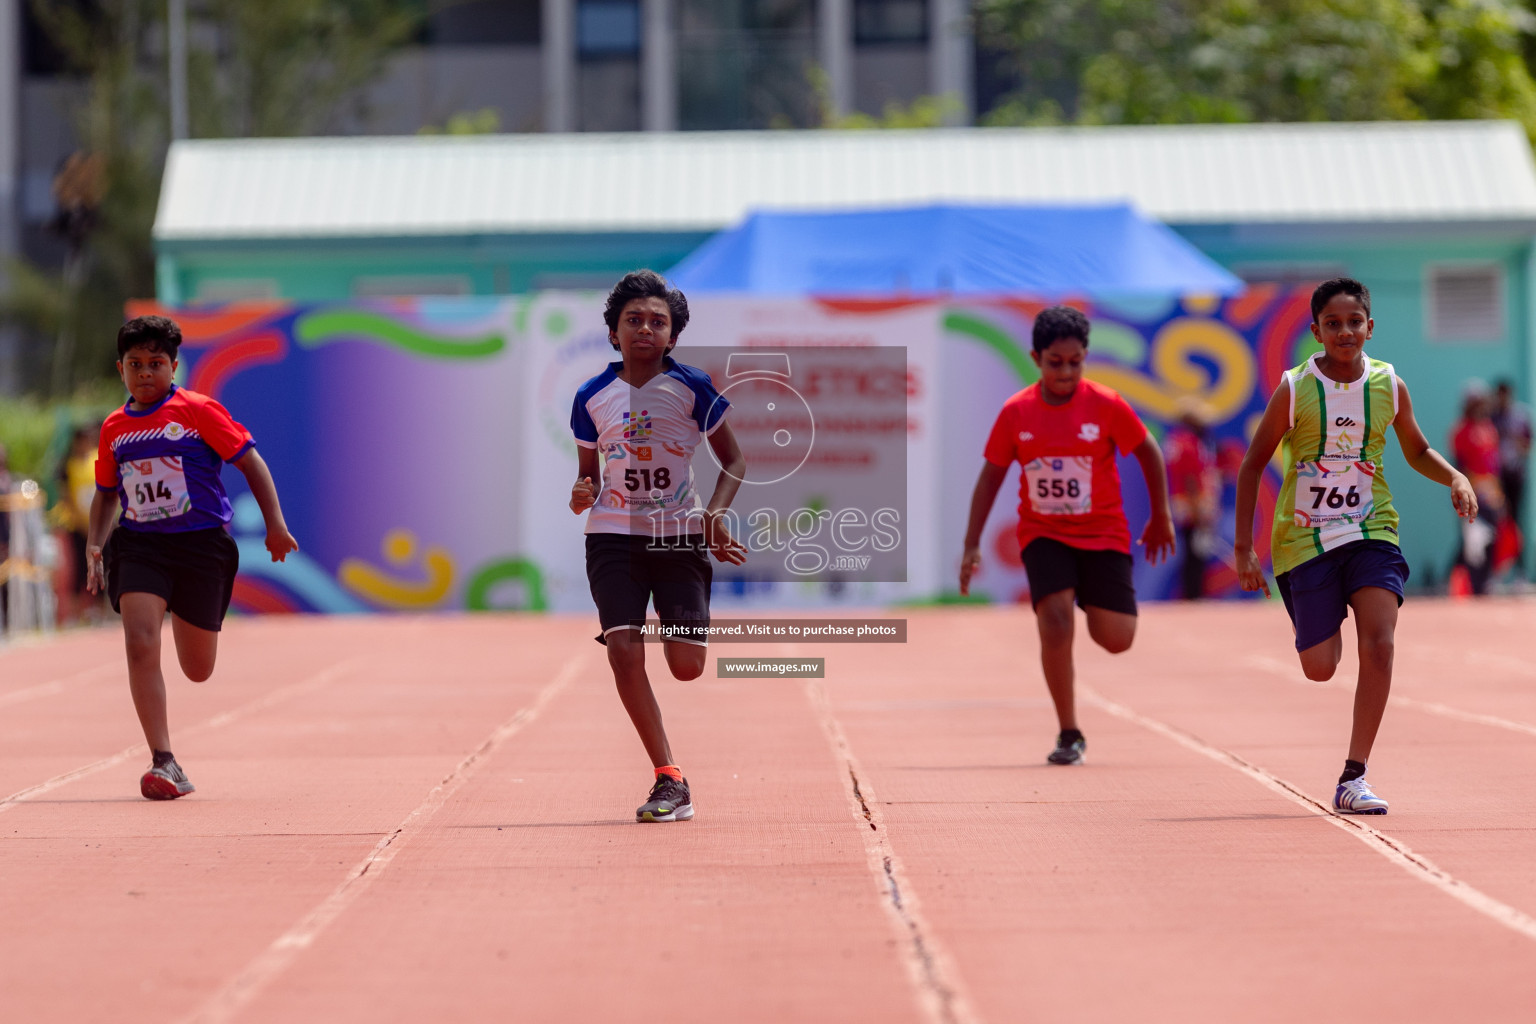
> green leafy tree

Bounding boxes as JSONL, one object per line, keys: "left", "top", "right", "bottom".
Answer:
{"left": 977, "top": 0, "right": 1536, "bottom": 133}
{"left": 5, "top": 0, "right": 423, "bottom": 397}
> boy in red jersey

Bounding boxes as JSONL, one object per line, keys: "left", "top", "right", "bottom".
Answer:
{"left": 959, "top": 306, "right": 1175, "bottom": 764}
{"left": 85, "top": 315, "right": 298, "bottom": 799}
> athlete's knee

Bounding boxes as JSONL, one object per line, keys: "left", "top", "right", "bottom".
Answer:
{"left": 605, "top": 630, "right": 645, "bottom": 669}
{"left": 122, "top": 620, "right": 160, "bottom": 660}
{"left": 666, "top": 645, "right": 706, "bottom": 681}
{"left": 1035, "top": 599, "right": 1074, "bottom": 644}
{"left": 178, "top": 654, "right": 215, "bottom": 683}
{"left": 1092, "top": 627, "right": 1135, "bottom": 655}
{"left": 1357, "top": 629, "right": 1394, "bottom": 669}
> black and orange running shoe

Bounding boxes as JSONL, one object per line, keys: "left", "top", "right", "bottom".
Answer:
{"left": 637, "top": 775, "right": 693, "bottom": 822}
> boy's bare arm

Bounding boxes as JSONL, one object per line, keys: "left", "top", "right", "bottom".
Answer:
{"left": 1392, "top": 379, "right": 1478, "bottom": 520}
{"left": 1130, "top": 434, "right": 1176, "bottom": 564}
{"left": 959, "top": 461, "right": 1007, "bottom": 596}
{"left": 702, "top": 422, "right": 747, "bottom": 565}
{"left": 84, "top": 488, "right": 120, "bottom": 594}
{"left": 1234, "top": 381, "right": 1292, "bottom": 596}
{"left": 233, "top": 448, "right": 299, "bottom": 561}
{"left": 570, "top": 446, "right": 599, "bottom": 513}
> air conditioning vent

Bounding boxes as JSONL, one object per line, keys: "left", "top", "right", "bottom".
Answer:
{"left": 1428, "top": 265, "right": 1503, "bottom": 342}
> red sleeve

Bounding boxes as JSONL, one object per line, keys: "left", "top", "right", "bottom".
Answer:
{"left": 1108, "top": 392, "right": 1148, "bottom": 454}
{"left": 982, "top": 400, "right": 1019, "bottom": 467}
{"left": 190, "top": 395, "right": 255, "bottom": 462}
{"left": 94, "top": 423, "right": 119, "bottom": 489}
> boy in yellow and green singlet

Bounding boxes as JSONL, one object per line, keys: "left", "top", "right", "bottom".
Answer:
{"left": 1235, "top": 278, "right": 1478, "bottom": 814}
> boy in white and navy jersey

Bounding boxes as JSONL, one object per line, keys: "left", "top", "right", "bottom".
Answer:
{"left": 86, "top": 315, "right": 298, "bottom": 800}
{"left": 569, "top": 271, "right": 747, "bottom": 823}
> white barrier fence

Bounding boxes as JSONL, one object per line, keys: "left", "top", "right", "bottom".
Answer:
{"left": 1, "top": 481, "right": 58, "bottom": 640}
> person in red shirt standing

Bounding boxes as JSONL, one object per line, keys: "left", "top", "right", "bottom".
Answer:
{"left": 959, "top": 306, "right": 1176, "bottom": 765}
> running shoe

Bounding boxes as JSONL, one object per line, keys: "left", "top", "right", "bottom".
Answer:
{"left": 637, "top": 775, "right": 693, "bottom": 822}
{"left": 141, "top": 759, "right": 196, "bottom": 800}
{"left": 1046, "top": 734, "right": 1086, "bottom": 766}
{"left": 1333, "top": 776, "right": 1388, "bottom": 815}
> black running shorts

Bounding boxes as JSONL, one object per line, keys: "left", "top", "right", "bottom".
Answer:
{"left": 585, "top": 533, "right": 711, "bottom": 645}
{"left": 1021, "top": 536, "right": 1137, "bottom": 615}
{"left": 104, "top": 526, "right": 240, "bottom": 632}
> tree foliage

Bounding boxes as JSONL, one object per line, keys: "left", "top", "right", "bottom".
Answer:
{"left": 6, "top": 0, "right": 422, "bottom": 395}
{"left": 977, "top": 0, "right": 1536, "bottom": 133}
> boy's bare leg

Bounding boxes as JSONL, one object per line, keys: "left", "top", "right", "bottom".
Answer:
{"left": 1084, "top": 607, "right": 1136, "bottom": 654}
{"left": 119, "top": 593, "right": 171, "bottom": 752}
{"left": 1297, "top": 631, "right": 1344, "bottom": 682}
{"left": 1034, "top": 590, "right": 1078, "bottom": 731}
{"left": 606, "top": 630, "right": 674, "bottom": 767}
{"left": 662, "top": 640, "right": 706, "bottom": 682}
{"left": 1346, "top": 586, "right": 1399, "bottom": 763}
{"left": 170, "top": 614, "right": 219, "bottom": 683}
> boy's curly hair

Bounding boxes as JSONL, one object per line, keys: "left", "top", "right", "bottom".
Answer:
{"left": 1311, "top": 278, "right": 1371, "bottom": 322}
{"left": 117, "top": 315, "right": 182, "bottom": 359}
{"left": 603, "top": 270, "right": 689, "bottom": 350}
{"left": 1031, "top": 305, "right": 1091, "bottom": 353}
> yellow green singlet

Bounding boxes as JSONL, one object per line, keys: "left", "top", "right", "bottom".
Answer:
{"left": 1271, "top": 353, "right": 1400, "bottom": 576}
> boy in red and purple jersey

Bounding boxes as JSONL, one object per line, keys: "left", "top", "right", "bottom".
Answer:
{"left": 959, "top": 306, "right": 1176, "bottom": 765}
{"left": 86, "top": 315, "right": 298, "bottom": 800}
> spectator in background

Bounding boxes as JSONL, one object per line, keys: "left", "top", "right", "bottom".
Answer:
{"left": 1164, "top": 400, "right": 1221, "bottom": 599}
{"left": 54, "top": 424, "right": 101, "bottom": 624}
{"left": 0, "top": 442, "right": 11, "bottom": 630}
{"left": 1450, "top": 380, "right": 1504, "bottom": 595}
{"left": 1491, "top": 380, "right": 1531, "bottom": 578}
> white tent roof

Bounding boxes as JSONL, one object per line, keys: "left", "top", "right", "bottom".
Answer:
{"left": 155, "top": 120, "right": 1536, "bottom": 241}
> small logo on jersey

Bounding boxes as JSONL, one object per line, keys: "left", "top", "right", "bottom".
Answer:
{"left": 622, "top": 410, "right": 653, "bottom": 440}
{"left": 1018, "top": 431, "right": 1034, "bottom": 442}
{"left": 1337, "top": 429, "right": 1355, "bottom": 451}
{"left": 1078, "top": 423, "right": 1100, "bottom": 442}
{"left": 163, "top": 422, "right": 185, "bottom": 441}
{"left": 635, "top": 446, "right": 652, "bottom": 461}
{"left": 1334, "top": 416, "right": 1356, "bottom": 427}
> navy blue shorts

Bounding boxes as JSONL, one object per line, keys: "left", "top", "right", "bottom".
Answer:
{"left": 1275, "top": 539, "right": 1408, "bottom": 652}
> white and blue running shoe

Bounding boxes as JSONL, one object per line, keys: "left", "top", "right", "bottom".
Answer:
{"left": 1333, "top": 776, "right": 1388, "bottom": 815}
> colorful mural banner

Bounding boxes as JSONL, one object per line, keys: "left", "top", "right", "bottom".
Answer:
{"left": 130, "top": 286, "right": 1314, "bottom": 614}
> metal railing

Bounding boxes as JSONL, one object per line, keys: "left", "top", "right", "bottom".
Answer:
{"left": 1, "top": 481, "right": 59, "bottom": 640}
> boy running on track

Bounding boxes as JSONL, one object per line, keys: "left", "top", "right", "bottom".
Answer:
{"left": 1234, "top": 278, "right": 1477, "bottom": 814}
{"left": 86, "top": 315, "right": 298, "bottom": 800}
{"left": 959, "top": 306, "right": 1176, "bottom": 765}
{"left": 569, "top": 271, "right": 747, "bottom": 822}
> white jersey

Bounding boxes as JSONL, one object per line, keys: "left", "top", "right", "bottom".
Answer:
{"left": 571, "top": 357, "right": 729, "bottom": 536}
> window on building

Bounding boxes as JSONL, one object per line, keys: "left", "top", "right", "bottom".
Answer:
{"left": 578, "top": 0, "right": 641, "bottom": 58}
{"left": 1426, "top": 264, "right": 1504, "bottom": 342}
{"left": 427, "top": 1, "right": 542, "bottom": 46}
{"left": 854, "top": 0, "right": 928, "bottom": 45}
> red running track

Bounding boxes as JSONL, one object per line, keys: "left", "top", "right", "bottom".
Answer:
{"left": 1, "top": 599, "right": 1534, "bottom": 1023}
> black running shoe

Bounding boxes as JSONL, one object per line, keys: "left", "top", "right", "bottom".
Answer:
{"left": 1046, "top": 734, "right": 1086, "bottom": 766}
{"left": 637, "top": 775, "right": 693, "bottom": 822}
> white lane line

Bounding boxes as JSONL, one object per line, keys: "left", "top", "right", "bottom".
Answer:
{"left": 0, "top": 658, "right": 366, "bottom": 814}
{"left": 805, "top": 677, "right": 981, "bottom": 1024}
{"left": 181, "top": 651, "right": 585, "bottom": 1024}
{"left": 1081, "top": 686, "right": 1536, "bottom": 943}
{"left": 1240, "top": 654, "right": 1536, "bottom": 739}
{"left": 0, "top": 662, "right": 117, "bottom": 709}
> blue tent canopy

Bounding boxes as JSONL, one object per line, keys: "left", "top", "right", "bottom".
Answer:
{"left": 668, "top": 203, "right": 1243, "bottom": 296}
